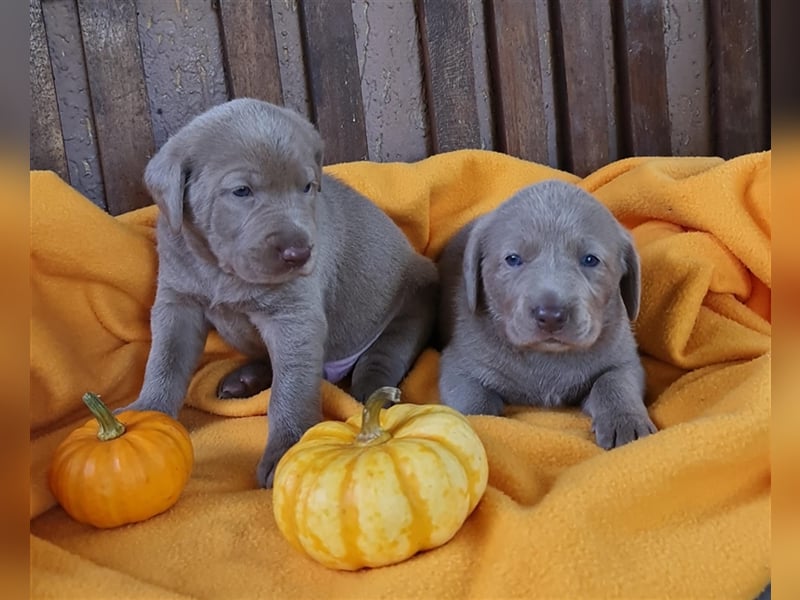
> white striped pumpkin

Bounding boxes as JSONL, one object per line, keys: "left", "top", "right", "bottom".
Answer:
{"left": 272, "top": 387, "right": 489, "bottom": 571}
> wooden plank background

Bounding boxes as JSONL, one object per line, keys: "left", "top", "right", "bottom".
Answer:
{"left": 30, "top": 0, "right": 771, "bottom": 215}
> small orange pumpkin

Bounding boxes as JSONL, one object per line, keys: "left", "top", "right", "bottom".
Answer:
{"left": 49, "top": 392, "right": 194, "bottom": 528}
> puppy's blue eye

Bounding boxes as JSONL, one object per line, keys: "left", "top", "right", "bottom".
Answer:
{"left": 232, "top": 186, "right": 252, "bottom": 197}
{"left": 505, "top": 253, "right": 523, "bottom": 267}
{"left": 581, "top": 254, "right": 600, "bottom": 267}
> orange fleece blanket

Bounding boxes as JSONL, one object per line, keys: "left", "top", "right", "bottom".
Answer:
{"left": 30, "top": 150, "right": 771, "bottom": 599}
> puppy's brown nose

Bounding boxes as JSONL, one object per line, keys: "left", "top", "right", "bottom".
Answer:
{"left": 533, "top": 305, "right": 566, "bottom": 332}
{"left": 280, "top": 245, "right": 312, "bottom": 266}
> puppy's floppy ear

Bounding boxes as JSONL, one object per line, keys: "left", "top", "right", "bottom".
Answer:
{"left": 144, "top": 138, "right": 188, "bottom": 233}
{"left": 463, "top": 218, "right": 488, "bottom": 313}
{"left": 619, "top": 232, "right": 641, "bottom": 321}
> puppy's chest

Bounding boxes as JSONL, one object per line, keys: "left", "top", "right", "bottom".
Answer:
{"left": 482, "top": 350, "right": 595, "bottom": 408}
{"left": 189, "top": 284, "right": 276, "bottom": 356}
{"left": 204, "top": 303, "right": 266, "bottom": 356}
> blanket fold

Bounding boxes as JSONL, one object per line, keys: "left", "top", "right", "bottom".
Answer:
{"left": 30, "top": 149, "right": 770, "bottom": 599}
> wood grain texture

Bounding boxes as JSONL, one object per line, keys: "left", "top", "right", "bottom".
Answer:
{"left": 534, "top": 0, "right": 559, "bottom": 167}
{"left": 78, "top": 0, "right": 155, "bottom": 214}
{"left": 486, "top": 0, "right": 552, "bottom": 164}
{"left": 468, "top": 0, "right": 495, "bottom": 151}
{"left": 417, "top": 0, "right": 482, "bottom": 153}
{"left": 136, "top": 0, "right": 229, "bottom": 149}
{"left": 299, "top": 0, "right": 368, "bottom": 164}
{"left": 41, "top": 0, "right": 106, "bottom": 209}
{"left": 351, "top": 0, "right": 428, "bottom": 162}
{"left": 616, "top": 0, "right": 671, "bottom": 156}
{"left": 271, "top": 0, "right": 311, "bottom": 119}
{"left": 553, "top": 0, "right": 619, "bottom": 175}
{"left": 664, "top": 0, "right": 711, "bottom": 155}
{"left": 219, "top": 0, "right": 283, "bottom": 104}
{"left": 29, "top": 0, "right": 771, "bottom": 214}
{"left": 30, "top": 0, "right": 67, "bottom": 179}
{"left": 708, "top": 0, "right": 768, "bottom": 158}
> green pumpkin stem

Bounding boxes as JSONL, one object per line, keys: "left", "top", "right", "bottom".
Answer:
{"left": 82, "top": 392, "right": 126, "bottom": 441}
{"left": 354, "top": 386, "right": 401, "bottom": 446}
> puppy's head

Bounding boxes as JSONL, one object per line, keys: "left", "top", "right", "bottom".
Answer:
{"left": 144, "top": 99, "right": 325, "bottom": 284}
{"left": 463, "top": 180, "right": 640, "bottom": 352}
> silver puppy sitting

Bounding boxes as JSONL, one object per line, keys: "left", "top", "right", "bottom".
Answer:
{"left": 437, "top": 180, "right": 656, "bottom": 448}
{"left": 122, "top": 99, "right": 438, "bottom": 487}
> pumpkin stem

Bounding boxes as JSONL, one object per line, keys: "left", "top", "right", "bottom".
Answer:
{"left": 354, "top": 386, "right": 401, "bottom": 446}
{"left": 82, "top": 392, "right": 126, "bottom": 441}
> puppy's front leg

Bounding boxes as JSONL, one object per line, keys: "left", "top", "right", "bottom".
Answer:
{"left": 350, "top": 274, "right": 438, "bottom": 402}
{"left": 250, "top": 311, "right": 326, "bottom": 488}
{"left": 125, "top": 290, "right": 209, "bottom": 417}
{"left": 582, "top": 366, "right": 656, "bottom": 449}
{"left": 438, "top": 350, "right": 505, "bottom": 416}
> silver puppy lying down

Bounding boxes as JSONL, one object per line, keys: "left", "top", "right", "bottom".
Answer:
{"left": 122, "top": 99, "right": 438, "bottom": 487}
{"left": 437, "top": 180, "right": 656, "bottom": 448}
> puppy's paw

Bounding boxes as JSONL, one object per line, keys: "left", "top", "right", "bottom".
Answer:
{"left": 255, "top": 435, "right": 298, "bottom": 489}
{"left": 114, "top": 396, "right": 179, "bottom": 419}
{"left": 592, "top": 412, "right": 657, "bottom": 449}
{"left": 349, "top": 367, "right": 400, "bottom": 405}
{"left": 256, "top": 456, "right": 278, "bottom": 489}
{"left": 347, "top": 380, "right": 373, "bottom": 404}
{"left": 349, "top": 380, "right": 396, "bottom": 406}
{"left": 439, "top": 378, "right": 505, "bottom": 416}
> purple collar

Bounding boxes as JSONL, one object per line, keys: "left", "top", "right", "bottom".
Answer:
{"left": 322, "top": 316, "right": 393, "bottom": 383}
